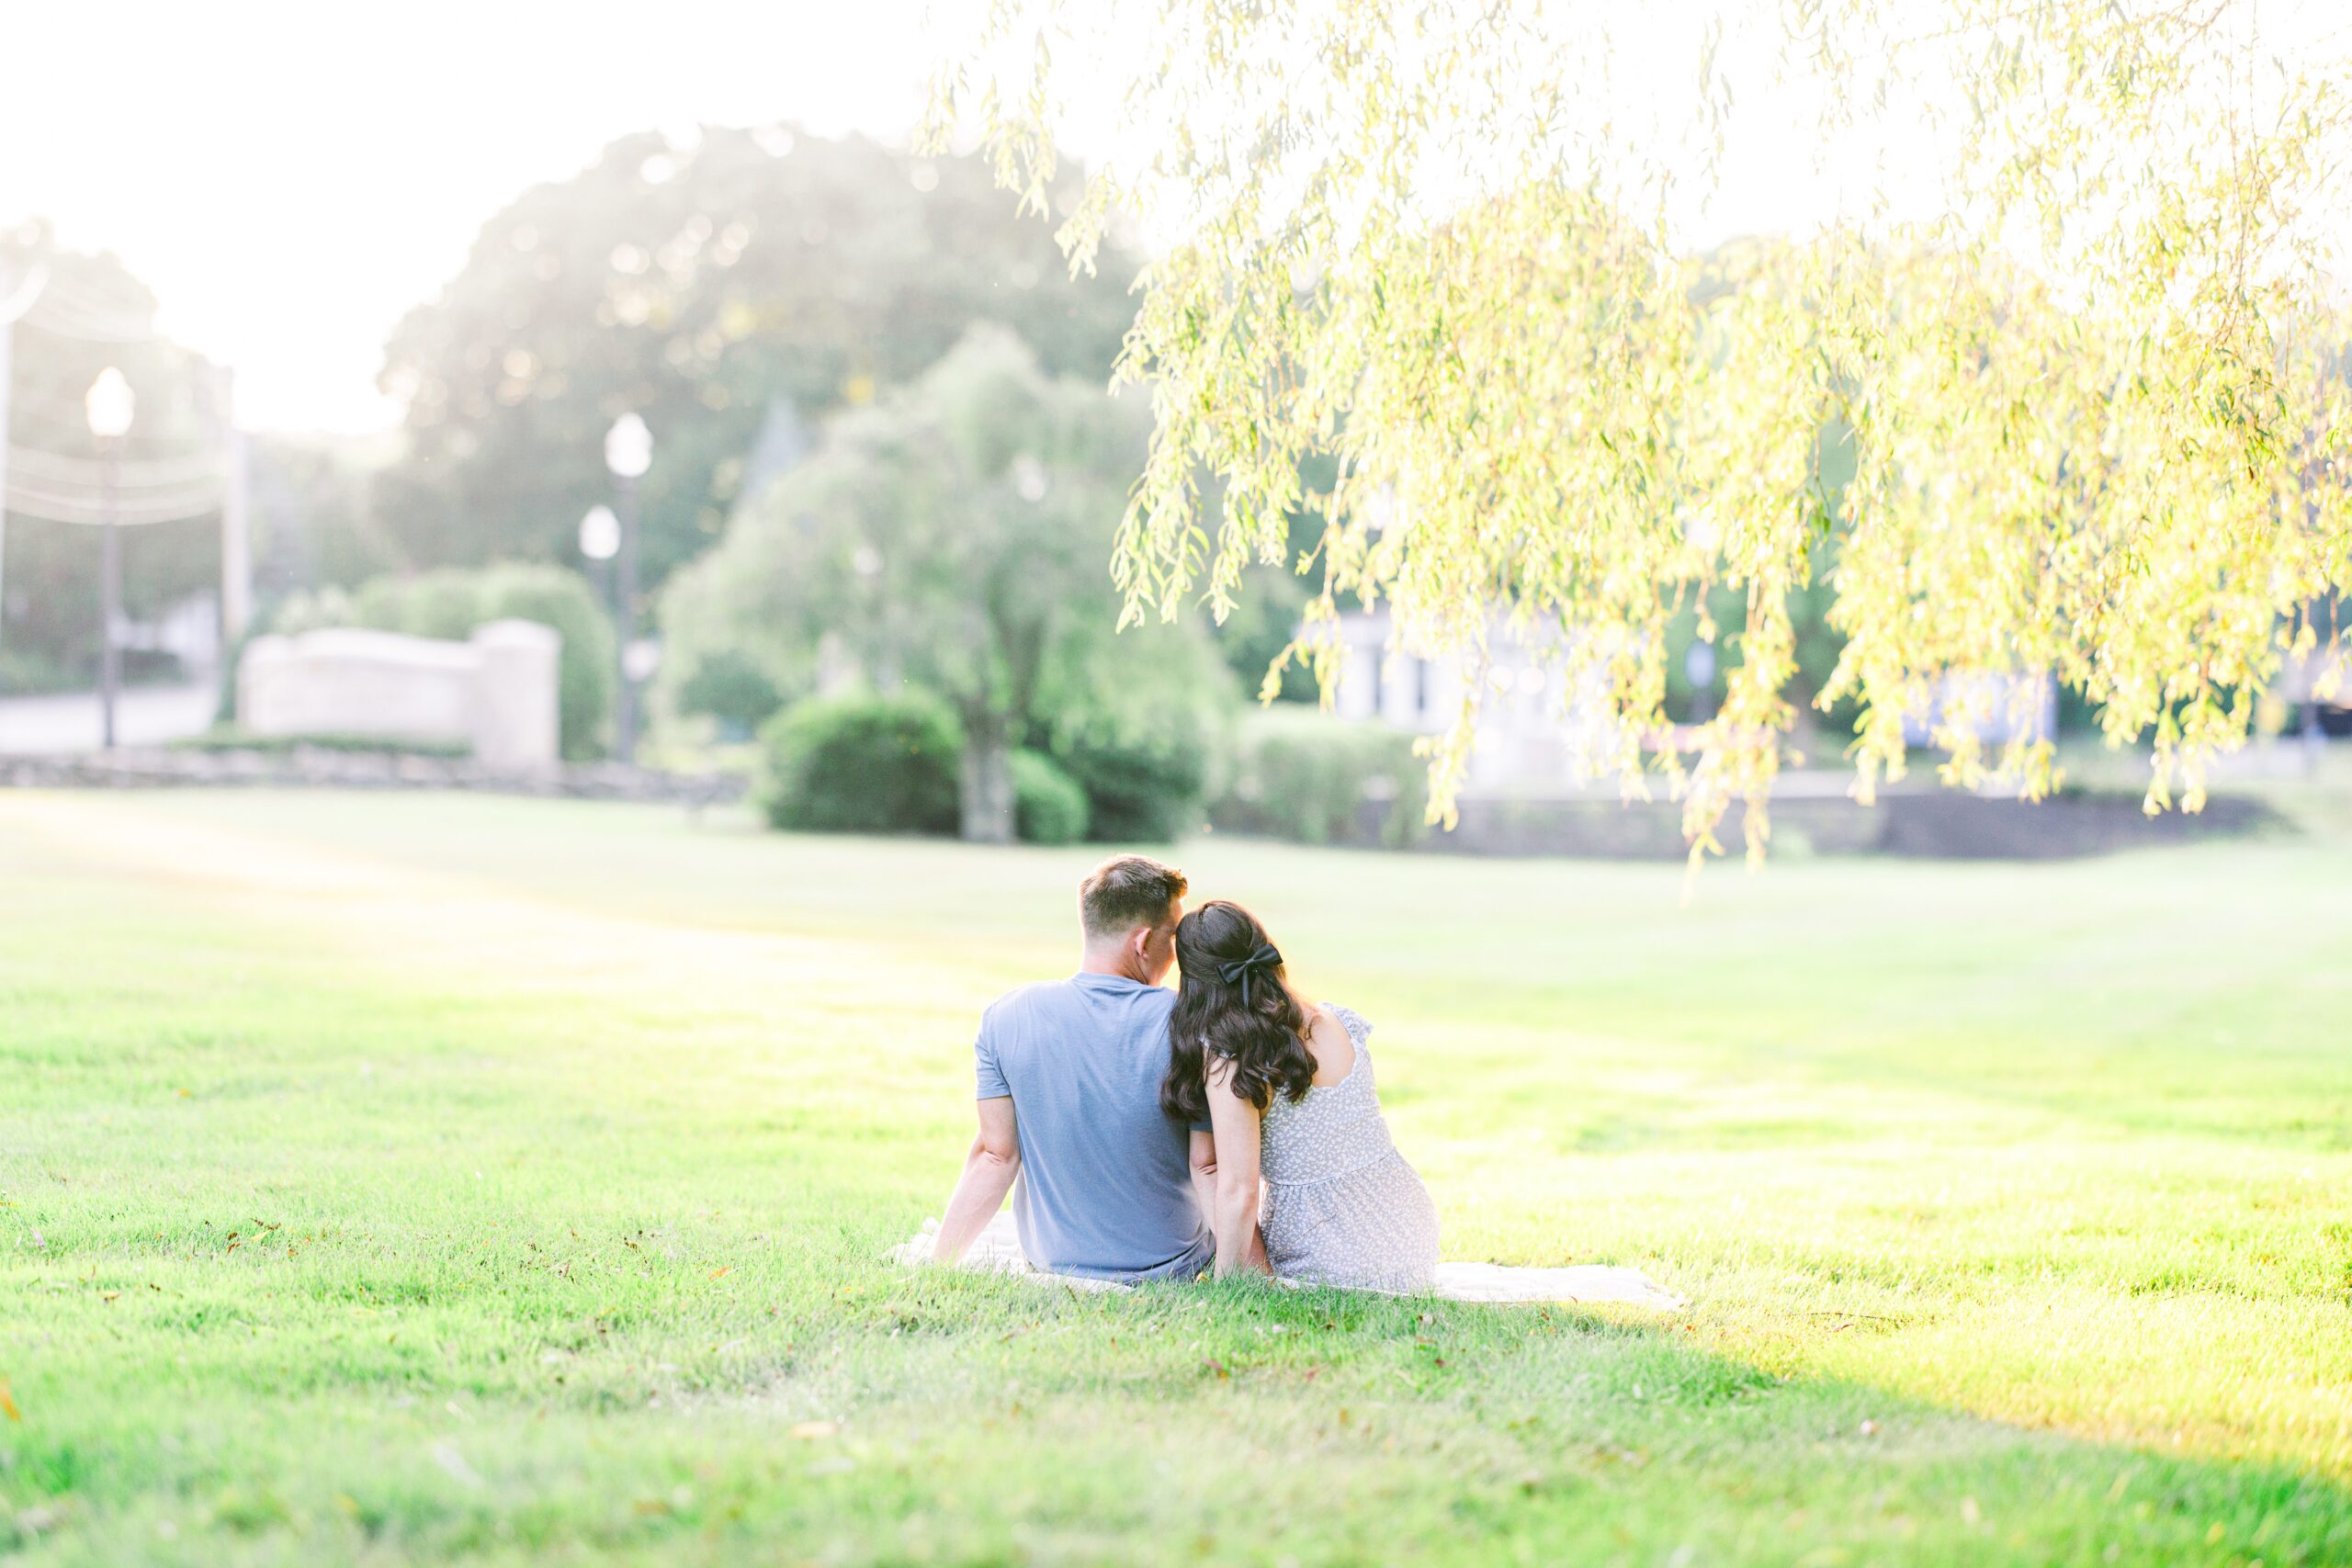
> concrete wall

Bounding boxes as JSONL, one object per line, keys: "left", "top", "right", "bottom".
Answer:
{"left": 1286, "top": 787, "right": 2282, "bottom": 861}
{"left": 238, "top": 621, "right": 560, "bottom": 771}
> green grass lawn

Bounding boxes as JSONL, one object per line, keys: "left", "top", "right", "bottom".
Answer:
{"left": 4, "top": 787, "right": 2349, "bottom": 1566}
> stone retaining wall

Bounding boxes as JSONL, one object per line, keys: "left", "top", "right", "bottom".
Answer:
{"left": 0, "top": 748, "right": 745, "bottom": 807}
{"left": 1363, "top": 787, "right": 2283, "bottom": 860}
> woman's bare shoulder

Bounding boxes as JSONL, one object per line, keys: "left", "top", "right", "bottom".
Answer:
{"left": 1303, "top": 1001, "right": 1356, "bottom": 1086}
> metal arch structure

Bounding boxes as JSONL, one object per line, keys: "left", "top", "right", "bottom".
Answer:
{"left": 0, "top": 257, "right": 50, "bottom": 660}
{"left": 0, "top": 258, "right": 253, "bottom": 667}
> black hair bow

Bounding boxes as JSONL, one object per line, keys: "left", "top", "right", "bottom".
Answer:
{"left": 1217, "top": 942, "right": 1283, "bottom": 1008}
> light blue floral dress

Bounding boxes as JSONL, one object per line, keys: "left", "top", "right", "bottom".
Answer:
{"left": 1257, "top": 1004, "right": 1440, "bottom": 1292}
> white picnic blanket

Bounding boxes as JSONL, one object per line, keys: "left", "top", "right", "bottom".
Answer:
{"left": 890, "top": 1213, "right": 1685, "bottom": 1309}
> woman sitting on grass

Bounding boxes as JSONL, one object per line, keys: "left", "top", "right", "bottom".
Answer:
{"left": 1162, "top": 899, "right": 1440, "bottom": 1292}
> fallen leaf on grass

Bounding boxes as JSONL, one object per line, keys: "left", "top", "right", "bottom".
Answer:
{"left": 0, "top": 1377, "right": 19, "bottom": 1420}
{"left": 708, "top": 1267, "right": 731, "bottom": 1280}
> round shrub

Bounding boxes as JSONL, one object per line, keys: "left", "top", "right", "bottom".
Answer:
{"left": 1218, "top": 709, "right": 1429, "bottom": 849}
{"left": 757, "top": 691, "right": 963, "bottom": 835}
{"left": 475, "top": 565, "right": 618, "bottom": 761}
{"left": 1053, "top": 727, "right": 1205, "bottom": 842}
{"left": 1046, "top": 636, "right": 1235, "bottom": 842}
{"left": 1012, "top": 750, "right": 1091, "bottom": 845}
{"left": 353, "top": 569, "right": 482, "bottom": 643}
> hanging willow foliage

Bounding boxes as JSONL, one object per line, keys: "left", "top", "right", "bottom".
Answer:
{"left": 923, "top": 0, "right": 2352, "bottom": 863}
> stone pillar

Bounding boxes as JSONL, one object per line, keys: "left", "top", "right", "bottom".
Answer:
{"left": 236, "top": 634, "right": 294, "bottom": 734}
{"left": 468, "top": 620, "right": 560, "bottom": 773}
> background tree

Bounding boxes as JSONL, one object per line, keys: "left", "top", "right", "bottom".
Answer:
{"left": 243, "top": 430, "right": 402, "bottom": 604}
{"left": 662, "top": 325, "right": 1232, "bottom": 842}
{"left": 930, "top": 1, "right": 2352, "bottom": 863}
{"left": 373, "top": 126, "right": 1143, "bottom": 612}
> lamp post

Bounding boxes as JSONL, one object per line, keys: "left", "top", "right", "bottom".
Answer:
{"left": 85, "top": 367, "right": 135, "bottom": 750}
{"left": 578, "top": 504, "right": 620, "bottom": 712}
{"left": 0, "top": 260, "right": 48, "bottom": 666}
{"left": 578, "top": 502, "right": 619, "bottom": 585}
{"left": 602, "top": 414, "right": 651, "bottom": 761}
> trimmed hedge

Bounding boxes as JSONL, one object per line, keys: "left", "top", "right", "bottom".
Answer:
{"left": 1012, "top": 750, "right": 1091, "bottom": 845}
{"left": 1217, "top": 709, "right": 1429, "bottom": 849}
{"left": 755, "top": 692, "right": 963, "bottom": 835}
{"left": 1048, "top": 697, "right": 1229, "bottom": 843}
{"left": 173, "top": 728, "right": 469, "bottom": 759}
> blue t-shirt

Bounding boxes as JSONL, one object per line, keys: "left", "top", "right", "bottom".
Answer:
{"left": 975, "top": 973, "right": 1213, "bottom": 1282}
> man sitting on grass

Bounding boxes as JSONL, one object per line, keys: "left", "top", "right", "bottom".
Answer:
{"left": 927, "top": 854, "right": 1217, "bottom": 1282}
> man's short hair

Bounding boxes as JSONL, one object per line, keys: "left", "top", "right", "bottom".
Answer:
{"left": 1079, "top": 854, "right": 1188, "bottom": 942}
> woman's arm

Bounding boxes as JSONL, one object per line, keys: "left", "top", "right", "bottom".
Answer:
{"left": 1204, "top": 1059, "right": 1269, "bottom": 1278}
{"left": 930, "top": 1097, "right": 1020, "bottom": 1264}
{"left": 1187, "top": 1129, "right": 1220, "bottom": 1226}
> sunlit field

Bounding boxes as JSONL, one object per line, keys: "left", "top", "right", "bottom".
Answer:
{"left": 4, "top": 788, "right": 2350, "bottom": 1566}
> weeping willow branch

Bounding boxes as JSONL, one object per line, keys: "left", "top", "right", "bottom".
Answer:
{"left": 924, "top": 0, "right": 2352, "bottom": 865}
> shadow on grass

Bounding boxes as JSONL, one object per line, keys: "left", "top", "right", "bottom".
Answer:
{"left": 831, "top": 1264, "right": 2352, "bottom": 1567}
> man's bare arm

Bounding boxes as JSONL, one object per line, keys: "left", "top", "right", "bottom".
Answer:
{"left": 1187, "top": 1128, "right": 1219, "bottom": 1226}
{"left": 931, "top": 1096, "right": 1020, "bottom": 1264}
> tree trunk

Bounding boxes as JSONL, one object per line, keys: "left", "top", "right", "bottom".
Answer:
{"left": 959, "top": 717, "right": 1016, "bottom": 844}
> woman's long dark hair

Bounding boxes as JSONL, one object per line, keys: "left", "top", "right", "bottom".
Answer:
{"left": 1161, "top": 899, "right": 1317, "bottom": 1122}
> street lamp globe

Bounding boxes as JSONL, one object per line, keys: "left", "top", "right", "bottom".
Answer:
{"left": 578, "top": 504, "right": 620, "bottom": 561}
{"left": 604, "top": 412, "right": 652, "bottom": 479}
{"left": 85, "top": 367, "right": 135, "bottom": 439}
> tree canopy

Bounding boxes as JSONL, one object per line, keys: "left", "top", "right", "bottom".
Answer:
{"left": 929, "top": 0, "right": 2352, "bottom": 862}
{"left": 373, "top": 125, "right": 1143, "bottom": 605}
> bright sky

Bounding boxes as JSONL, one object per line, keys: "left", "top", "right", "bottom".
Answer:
{"left": 5, "top": 2, "right": 2340, "bottom": 437}
{"left": 1, "top": 0, "right": 1887, "bottom": 437}
{"left": 0, "top": 0, "right": 933, "bottom": 434}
